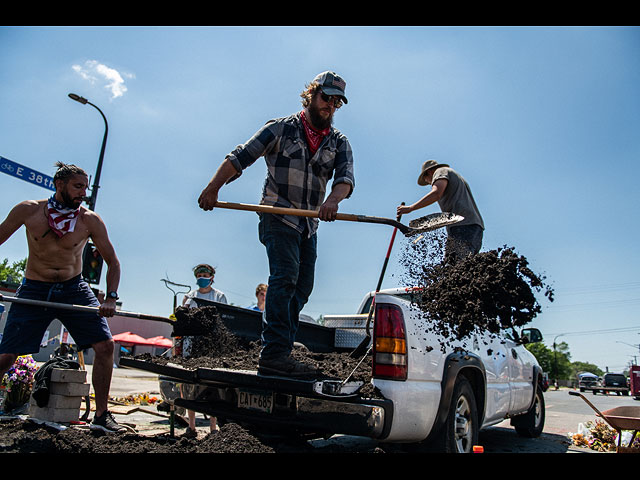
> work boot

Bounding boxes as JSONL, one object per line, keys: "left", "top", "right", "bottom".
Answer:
{"left": 258, "top": 354, "right": 321, "bottom": 379}
{"left": 90, "top": 410, "right": 129, "bottom": 433}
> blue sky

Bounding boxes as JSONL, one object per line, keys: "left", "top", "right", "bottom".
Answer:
{"left": 1, "top": 26, "right": 639, "bottom": 372}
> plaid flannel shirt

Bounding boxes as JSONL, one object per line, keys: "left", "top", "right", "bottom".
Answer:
{"left": 226, "top": 112, "right": 355, "bottom": 237}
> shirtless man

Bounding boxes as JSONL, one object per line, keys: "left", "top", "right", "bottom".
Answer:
{"left": 0, "top": 162, "right": 125, "bottom": 432}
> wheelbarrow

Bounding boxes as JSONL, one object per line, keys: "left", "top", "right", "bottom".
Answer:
{"left": 569, "top": 391, "right": 640, "bottom": 452}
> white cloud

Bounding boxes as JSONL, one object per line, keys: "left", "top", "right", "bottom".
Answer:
{"left": 71, "top": 60, "right": 135, "bottom": 99}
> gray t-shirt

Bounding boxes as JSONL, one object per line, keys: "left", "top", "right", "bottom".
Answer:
{"left": 184, "top": 287, "right": 228, "bottom": 308}
{"left": 432, "top": 167, "right": 484, "bottom": 229}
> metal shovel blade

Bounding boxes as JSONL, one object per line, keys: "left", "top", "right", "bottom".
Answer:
{"left": 404, "top": 212, "right": 465, "bottom": 236}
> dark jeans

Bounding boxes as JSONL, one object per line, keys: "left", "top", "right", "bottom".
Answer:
{"left": 445, "top": 224, "right": 483, "bottom": 262}
{"left": 0, "top": 275, "right": 112, "bottom": 354}
{"left": 258, "top": 214, "right": 317, "bottom": 360}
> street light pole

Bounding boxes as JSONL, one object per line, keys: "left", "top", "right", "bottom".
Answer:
{"left": 68, "top": 93, "right": 109, "bottom": 287}
{"left": 553, "top": 333, "right": 565, "bottom": 381}
{"left": 68, "top": 93, "right": 108, "bottom": 211}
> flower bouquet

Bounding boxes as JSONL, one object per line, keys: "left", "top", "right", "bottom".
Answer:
{"left": 1, "top": 355, "right": 39, "bottom": 412}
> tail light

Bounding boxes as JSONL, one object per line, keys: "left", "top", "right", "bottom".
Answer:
{"left": 373, "top": 303, "right": 407, "bottom": 380}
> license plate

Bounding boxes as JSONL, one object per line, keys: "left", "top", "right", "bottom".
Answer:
{"left": 238, "top": 389, "right": 274, "bottom": 414}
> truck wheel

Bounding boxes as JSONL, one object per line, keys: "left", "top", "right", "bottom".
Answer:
{"left": 434, "top": 377, "right": 479, "bottom": 453}
{"left": 512, "top": 385, "right": 545, "bottom": 438}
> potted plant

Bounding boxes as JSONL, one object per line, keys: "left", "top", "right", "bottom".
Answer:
{"left": 1, "top": 355, "right": 38, "bottom": 413}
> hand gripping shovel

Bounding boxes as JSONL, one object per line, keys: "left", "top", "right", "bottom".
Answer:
{"left": 213, "top": 201, "right": 463, "bottom": 237}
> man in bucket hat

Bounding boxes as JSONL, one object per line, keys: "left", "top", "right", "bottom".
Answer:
{"left": 198, "top": 71, "right": 354, "bottom": 379}
{"left": 398, "top": 160, "right": 484, "bottom": 261}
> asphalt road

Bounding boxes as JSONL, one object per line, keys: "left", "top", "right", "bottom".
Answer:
{"left": 101, "top": 365, "right": 639, "bottom": 453}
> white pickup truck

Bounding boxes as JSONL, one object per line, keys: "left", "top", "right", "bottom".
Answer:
{"left": 123, "top": 287, "right": 546, "bottom": 453}
{"left": 336, "top": 288, "right": 546, "bottom": 452}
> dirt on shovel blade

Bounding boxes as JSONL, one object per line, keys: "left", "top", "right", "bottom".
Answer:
{"left": 398, "top": 231, "right": 554, "bottom": 351}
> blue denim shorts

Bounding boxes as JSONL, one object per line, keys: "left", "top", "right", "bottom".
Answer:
{"left": 0, "top": 275, "right": 112, "bottom": 354}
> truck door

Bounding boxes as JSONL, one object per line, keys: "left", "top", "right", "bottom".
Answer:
{"left": 473, "top": 332, "right": 510, "bottom": 423}
{"left": 504, "top": 338, "right": 534, "bottom": 414}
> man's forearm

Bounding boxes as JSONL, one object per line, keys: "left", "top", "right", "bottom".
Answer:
{"left": 325, "top": 183, "right": 352, "bottom": 205}
{"left": 319, "top": 183, "right": 352, "bottom": 221}
{"left": 105, "top": 261, "right": 121, "bottom": 296}
{"left": 198, "top": 159, "right": 240, "bottom": 211}
{"left": 208, "top": 158, "right": 239, "bottom": 191}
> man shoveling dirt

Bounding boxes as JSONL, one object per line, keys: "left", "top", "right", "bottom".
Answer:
{"left": 197, "top": 71, "right": 355, "bottom": 379}
{"left": 0, "top": 162, "right": 126, "bottom": 433}
{"left": 398, "top": 160, "right": 484, "bottom": 262}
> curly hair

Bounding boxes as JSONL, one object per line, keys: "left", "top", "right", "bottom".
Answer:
{"left": 53, "top": 162, "right": 88, "bottom": 184}
{"left": 300, "top": 81, "right": 343, "bottom": 110}
{"left": 300, "top": 81, "right": 321, "bottom": 108}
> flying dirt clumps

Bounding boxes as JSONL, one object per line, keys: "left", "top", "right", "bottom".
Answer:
{"left": 399, "top": 232, "right": 554, "bottom": 349}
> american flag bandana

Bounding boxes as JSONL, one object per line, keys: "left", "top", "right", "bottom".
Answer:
{"left": 46, "top": 195, "right": 80, "bottom": 238}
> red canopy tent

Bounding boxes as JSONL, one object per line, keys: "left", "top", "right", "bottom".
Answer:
{"left": 146, "top": 336, "right": 173, "bottom": 348}
{"left": 112, "top": 331, "right": 153, "bottom": 346}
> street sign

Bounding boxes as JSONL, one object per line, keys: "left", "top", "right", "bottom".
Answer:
{"left": 0, "top": 156, "right": 55, "bottom": 191}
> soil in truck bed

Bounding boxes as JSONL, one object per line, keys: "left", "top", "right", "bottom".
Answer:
{"left": 139, "top": 305, "right": 374, "bottom": 388}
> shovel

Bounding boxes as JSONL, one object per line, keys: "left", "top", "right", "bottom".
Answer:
{"left": 0, "top": 294, "right": 175, "bottom": 324}
{"left": 213, "top": 201, "right": 463, "bottom": 237}
{"left": 349, "top": 205, "right": 405, "bottom": 359}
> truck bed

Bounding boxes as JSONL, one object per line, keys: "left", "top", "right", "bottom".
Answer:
{"left": 121, "top": 300, "right": 393, "bottom": 439}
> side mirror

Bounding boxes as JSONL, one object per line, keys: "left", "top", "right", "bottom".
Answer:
{"left": 520, "top": 328, "right": 543, "bottom": 344}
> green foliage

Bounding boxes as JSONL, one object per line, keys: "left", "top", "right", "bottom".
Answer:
{"left": 0, "top": 257, "right": 26, "bottom": 284}
{"left": 526, "top": 340, "right": 587, "bottom": 380}
{"left": 570, "top": 361, "right": 604, "bottom": 378}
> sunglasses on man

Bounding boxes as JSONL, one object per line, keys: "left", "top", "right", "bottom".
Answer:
{"left": 319, "top": 91, "right": 343, "bottom": 109}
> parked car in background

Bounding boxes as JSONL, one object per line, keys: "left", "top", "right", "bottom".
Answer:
{"left": 599, "top": 373, "right": 630, "bottom": 396}
{"left": 578, "top": 372, "right": 598, "bottom": 392}
{"left": 541, "top": 372, "right": 549, "bottom": 392}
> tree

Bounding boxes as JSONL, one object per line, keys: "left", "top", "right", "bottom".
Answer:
{"left": 526, "top": 341, "right": 572, "bottom": 380}
{"left": 570, "top": 361, "right": 604, "bottom": 379}
{"left": 525, "top": 342, "right": 555, "bottom": 373}
{"left": 0, "top": 258, "right": 26, "bottom": 284}
{"left": 526, "top": 341, "right": 610, "bottom": 382}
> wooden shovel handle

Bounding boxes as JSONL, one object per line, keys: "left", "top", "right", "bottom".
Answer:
{"left": 214, "top": 201, "right": 361, "bottom": 222}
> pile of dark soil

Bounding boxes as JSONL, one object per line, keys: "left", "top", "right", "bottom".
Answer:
{"left": 399, "top": 232, "right": 554, "bottom": 350}
{"left": 0, "top": 416, "right": 387, "bottom": 453}
{"left": 0, "top": 417, "right": 275, "bottom": 453}
{"left": 165, "top": 306, "right": 372, "bottom": 384}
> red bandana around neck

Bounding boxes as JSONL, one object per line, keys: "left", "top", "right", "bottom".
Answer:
{"left": 300, "top": 110, "right": 330, "bottom": 155}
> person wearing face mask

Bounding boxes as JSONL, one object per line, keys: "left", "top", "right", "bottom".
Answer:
{"left": 179, "top": 263, "right": 227, "bottom": 438}
{"left": 182, "top": 264, "right": 228, "bottom": 308}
